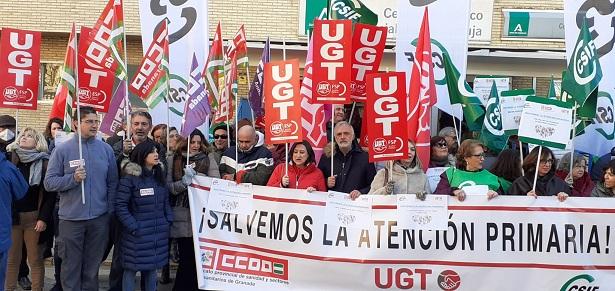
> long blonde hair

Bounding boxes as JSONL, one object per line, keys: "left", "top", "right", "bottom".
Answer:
{"left": 8, "top": 127, "right": 48, "bottom": 153}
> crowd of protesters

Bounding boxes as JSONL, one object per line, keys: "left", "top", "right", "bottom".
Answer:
{"left": 1, "top": 105, "right": 615, "bottom": 291}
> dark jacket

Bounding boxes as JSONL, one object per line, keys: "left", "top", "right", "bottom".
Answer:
{"left": 317, "top": 141, "right": 376, "bottom": 194}
{"left": 112, "top": 137, "right": 167, "bottom": 176}
{"left": 219, "top": 145, "right": 274, "bottom": 186}
{"left": 0, "top": 153, "right": 28, "bottom": 252}
{"left": 115, "top": 162, "right": 173, "bottom": 271}
{"left": 508, "top": 171, "right": 571, "bottom": 196}
{"left": 267, "top": 163, "right": 327, "bottom": 191}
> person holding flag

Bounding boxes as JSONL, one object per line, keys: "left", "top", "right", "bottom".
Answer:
{"left": 266, "top": 141, "right": 326, "bottom": 192}
{"left": 219, "top": 124, "right": 274, "bottom": 186}
{"left": 44, "top": 107, "right": 119, "bottom": 291}
{"left": 509, "top": 147, "right": 571, "bottom": 200}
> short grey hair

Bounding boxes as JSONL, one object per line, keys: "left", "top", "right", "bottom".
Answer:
{"left": 333, "top": 121, "right": 355, "bottom": 138}
{"left": 439, "top": 127, "right": 456, "bottom": 137}
{"left": 557, "top": 153, "right": 587, "bottom": 172}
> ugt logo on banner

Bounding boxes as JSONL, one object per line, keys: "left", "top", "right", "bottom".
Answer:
{"left": 312, "top": 19, "right": 352, "bottom": 104}
{"left": 265, "top": 59, "right": 302, "bottom": 144}
{"left": 77, "top": 26, "right": 116, "bottom": 113}
{"left": 366, "top": 72, "right": 409, "bottom": 162}
{"left": 351, "top": 23, "right": 387, "bottom": 102}
{"left": 0, "top": 28, "right": 41, "bottom": 110}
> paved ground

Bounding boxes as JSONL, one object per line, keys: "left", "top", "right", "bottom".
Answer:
{"left": 34, "top": 259, "right": 178, "bottom": 291}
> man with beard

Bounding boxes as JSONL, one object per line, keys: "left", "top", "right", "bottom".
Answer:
{"left": 318, "top": 121, "right": 376, "bottom": 199}
{"left": 219, "top": 124, "right": 274, "bottom": 185}
{"left": 107, "top": 110, "right": 165, "bottom": 291}
{"left": 45, "top": 107, "right": 119, "bottom": 291}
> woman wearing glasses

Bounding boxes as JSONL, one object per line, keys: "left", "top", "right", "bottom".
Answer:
{"left": 508, "top": 147, "right": 570, "bottom": 201}
{"left": 429, "top": 136, "right": 455, "bottom": 168}
{"left": 555, "top": 153, "right": 593, "bottom": 197}
{"left": 434, "top": 139, "right": 502, "bottom": 201}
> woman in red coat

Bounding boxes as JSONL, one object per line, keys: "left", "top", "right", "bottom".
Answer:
{"left": 267, "top": 141, "right": 327, "bottom": 192}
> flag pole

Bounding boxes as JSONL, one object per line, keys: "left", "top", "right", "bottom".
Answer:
{"left": 330, "top": 105, "right": 334, "bottom": 177}
{"left": 567, "top": 103, "right": 577, "bottom": 186}
{"left": 453, "top": 107, "right": 461, "bottom": 147}
{"left": 234, "top": 54, "right": 239, "bottom": 177}
{"left": 74, "top": 24, "right": 86, "bottom": 205}
{"left": 283, "top": 37, "right": 289, "bottom": 177}
{"left": 532, "top": 145, "right": 542, "bottom": 193}
{"left": 15, "top": 110, "right": 19, "bottom": 135}
{"left": 348, "top": 102, "right": 356, "bottom": 123}
{"left": 519, "top": 139, "right": 524, "bottom": 176}
{"left": 186, "top": 134, "right": 190, "bottom": 168}
{"left": 165, "top": 18, "right": 171, "bottom": 155}
{"left": 121, "top": 1, "right": 131, "bottom": 141}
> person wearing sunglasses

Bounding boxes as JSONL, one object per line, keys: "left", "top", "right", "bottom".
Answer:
{"left": 429, "top": 136, "right": 455, "bottom": 168}
{"left": 509, "top": 147, "right": 571, "bottom": 201}
{"left": 555, "top": 153, "right": 593, "bottom": 197}
{"left": 209, "top": 123, "right": 231, "bottom": 166}
{"left": 435, "top": 139, "right": 502, "bottom": 201}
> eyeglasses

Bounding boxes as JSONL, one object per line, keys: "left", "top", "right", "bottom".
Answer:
{"left": 470, "top": 153, "right": 485, "bottom": 158}
{"left": 214, "top": 134, "right": 228, "bottom": 139}
{"left": 436, "top": 142, "right": 447, "bottom": 148}
{"left": 539, "top": 159, "right": 554, "bottom": 165}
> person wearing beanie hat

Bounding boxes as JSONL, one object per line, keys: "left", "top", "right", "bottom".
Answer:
{"left": 115, "top": 139, "right": 172, "bottom": 291}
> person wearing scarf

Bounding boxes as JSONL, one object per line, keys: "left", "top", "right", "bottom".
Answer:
{"left": 555, "top": 152, "right": 594, "bottom": 197}
{"left": 166, "top": 129, "right": 219, "bottom": 291}
{"left": 508, "top": 146, "right": 571, "bottom": 201}
{"left": 4, "top": 128, "right": 54, "bottom": 291}
{"left": 369, "top": 140, "right": 431, "bottom": 198}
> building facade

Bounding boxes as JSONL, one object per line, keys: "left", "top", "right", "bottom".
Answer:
{"left": 0, "top": 0, "right": 565, "bottom": 132}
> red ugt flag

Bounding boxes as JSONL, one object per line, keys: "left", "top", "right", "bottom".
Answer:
{"left": 408, "top": 8, "right": 437, "bottom": 171}
{"left": 0, "top": 28, "right": 41, "bottom": 110}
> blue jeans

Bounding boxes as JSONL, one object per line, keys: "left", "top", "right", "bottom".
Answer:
{"left": 122, "top": 269, "right": 157, "bottom": 291}
{"left": 0, "top": 250, "right": 8, "bottom": 291}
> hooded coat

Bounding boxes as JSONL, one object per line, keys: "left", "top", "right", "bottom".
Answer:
{"left": 317, "top": 141, "right": 376, "bottom": 194}
{"left": 369, "top": 161, "right": 430, "bottom": 195}
{"left": 115, "top": 161, "right": 173, "bottom": 271}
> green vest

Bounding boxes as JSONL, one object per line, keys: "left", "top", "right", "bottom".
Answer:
{"left": 445, "top": 168, "right": 501, "bottom": 191}
{"left": 498, "top": 177, "right": 512, "bottom": 193}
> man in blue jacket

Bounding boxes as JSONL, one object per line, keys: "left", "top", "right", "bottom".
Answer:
{"left": 0, "top": 149, "right": 28, "bottom": 290}
{"left": 44, "top": 107, "right": 119, "bottom": 291}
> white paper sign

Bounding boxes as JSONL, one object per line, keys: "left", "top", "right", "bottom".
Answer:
{"left": 325, "top": 192, "right": 372, "bottom": 229}
{"left": 518, "top": 96, "right": 573, "bottom": 149}
{"left": 206, "top": 179, "right": 253, "bottom": 215}
{"left": 396, "top": 194, "right": 448, "bottom": 230}
{"left": 461, "top": 185, "right": 489, "bottom": 196}
{"left": 473, "top": 77, "right": 510, "bottom": 105}
{"left": 426, "top": 167, "right": 449, "bottom": 193}
{"left": 500, "top": 89, "right": 534, "bottom": 134}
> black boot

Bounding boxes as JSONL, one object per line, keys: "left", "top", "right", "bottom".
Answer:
{"left": 159, "top": 264, "right": 171, "bottom": 284}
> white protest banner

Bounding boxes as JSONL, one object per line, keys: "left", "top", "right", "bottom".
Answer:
{"left": 325, "top": 192, "right": 373, "bottom": 229}
{"left": 396, "top": 194, "right": 447, "bottom": 230}
{"left": 473, "top": 76, "right": 510, "bottom": 106}
{"left": 189, "top": 176, "right": 615, "bottom": 290}
{"left": 518, "top": 96, "right": 573, "bottom": 149}
{"left": 565, "top": 1, "right": 615, "bottom": 156}
{"left": 500, "top": 89, "right": 534, "bottom": 135}
{"left": 138, "top": 0, "right": 208, "bottom": 128}
{"left": 395, "top": 0, "right": 470, "bottom": 119}
{"left": 426, "top": 166, "right": 448, "bottom": 193}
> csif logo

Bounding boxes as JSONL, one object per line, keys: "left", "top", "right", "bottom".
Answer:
{"left": 560, "top": 274, "right": 600, "bottom": 291}
{"left": 573, "top": 38, "right": 599, "bottom": 86}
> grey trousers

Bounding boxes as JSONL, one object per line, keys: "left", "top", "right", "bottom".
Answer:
{"left": 58, "top": 213, "right": 110, "bottom": 291}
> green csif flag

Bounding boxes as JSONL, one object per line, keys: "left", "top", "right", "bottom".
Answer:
{"left": 479, "top": 82, "right": 509, "bottom": 153}
{"left": 561, "top": 20, "right": 602, "bottom": 119}
{"left": 443, "top": 53, "right": 485, "bottom": 131}
{"left": 329, "top": 0, "right": 378, "bottom": 25}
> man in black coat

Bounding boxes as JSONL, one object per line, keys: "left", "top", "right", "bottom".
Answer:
{"left": 318, "top": 121, "right": 376, "bottom": 199}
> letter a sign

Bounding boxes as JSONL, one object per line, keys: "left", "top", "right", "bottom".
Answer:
{"left": 365, "top": 72, "right": 409, "bottom": 162}
{"left": 264, "top": 59, "right": 302, "bottom": 144}
{"left": 0, "top": 27, "right": 41, "bottom": 110}
{"left": 312, "top": 19, "right": 352, "bottom": 104}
